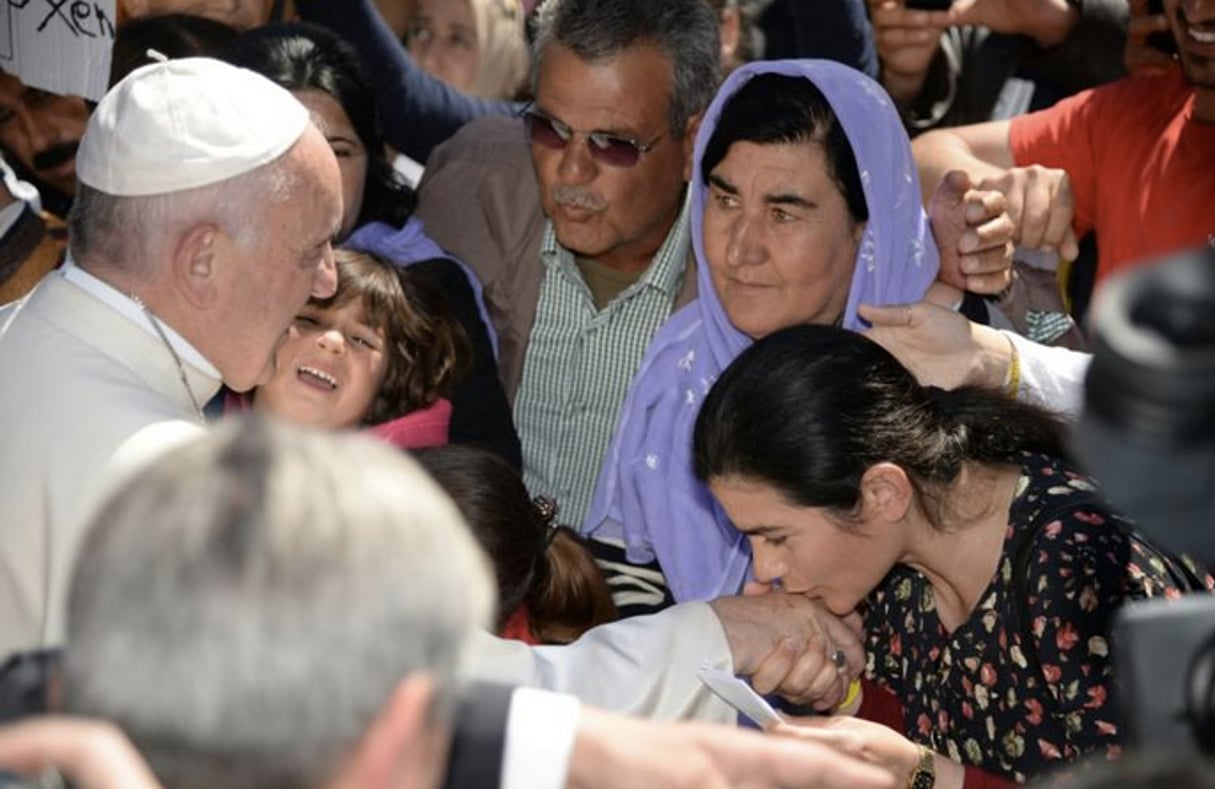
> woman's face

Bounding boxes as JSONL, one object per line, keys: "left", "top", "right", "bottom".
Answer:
{"left": 709, "top": 476, "right": 897, "bottom": 617}
{"left": 295, "top": 89, "right": 368, "bottom": 239}
{"left": 407, "top": 0, "right": 480, "bottom": 93}
{"left": 255, "top": 299, "right": 388, "bottom": 430}
{"left": 702, "top": 139, "right": 864, "bottom": 340}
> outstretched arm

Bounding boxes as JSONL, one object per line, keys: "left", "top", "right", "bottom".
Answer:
{"left": 914, "top": 121, "right": 1079, "bottom": 262}
{"left": 570, "top": 704, "right": 896, "bottom": 789}
{"left": 859, "top": 300, "right": 1090, "bottom": 417}
{"left": 463, "top": 595, "right": 864, "bottom": 722}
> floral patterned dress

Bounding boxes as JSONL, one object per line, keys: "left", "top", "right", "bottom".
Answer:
{"left": 863, "top": 453, "right": 1213, "bottom": 783}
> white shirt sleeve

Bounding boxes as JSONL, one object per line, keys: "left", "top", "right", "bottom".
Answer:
{"left": 501, "top": 687, "right": 581, "bottom": 789}
{"left": 462, "top": 602, "right": 736, "bottom": 723}
{"left": 1004, "top": 330, "right": 1092, "bottom": 419}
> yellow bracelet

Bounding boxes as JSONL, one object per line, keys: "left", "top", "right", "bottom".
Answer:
{"left": 838, "top": 679, "right": 862, "bottom": 712}
{"left": 1002, "top": 336, "right": 1021, "bottom": 399}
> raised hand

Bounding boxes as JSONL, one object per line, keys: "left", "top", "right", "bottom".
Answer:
{"left": 1125, "top": 0, "right": 1180, "bottom": 76}
{"left": 977, "top": 164, "right": 1078, "bottom": 262}
{"left": 859, "top": 300, "right": 1012, "bottom": 391}
{"left": 929, "top": 169, "right": 1016, "bottom": 294}
{"left": 947, "top": 0, "right": 1079, "bottom": 46}
{"left": 868, "top": 0, "right": 952, "bottom": 102}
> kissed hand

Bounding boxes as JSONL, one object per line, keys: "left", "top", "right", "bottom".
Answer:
{"left": 710, "top": 593, "right": 864, "bottom": 711}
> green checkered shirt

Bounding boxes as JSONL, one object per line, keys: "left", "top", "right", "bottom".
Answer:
{"left": 514, "top": 198, "right": 691, "bottom": 528}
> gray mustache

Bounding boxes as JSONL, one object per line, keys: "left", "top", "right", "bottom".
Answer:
{"left": 553, "top": 186, "right": 606, "bottom": 211}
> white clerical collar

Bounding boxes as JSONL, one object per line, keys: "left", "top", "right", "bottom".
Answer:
{"left": 61, "top": 257, "right": 222, "bottom": 379}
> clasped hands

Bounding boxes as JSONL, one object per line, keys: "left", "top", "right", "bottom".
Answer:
{"left": 709, "top": 585, "right": 864, "bottom": 713}
{"left": 710, "top": 588, "right": 965, "bottom": 789}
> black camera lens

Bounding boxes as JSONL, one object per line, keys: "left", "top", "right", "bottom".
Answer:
{"left": 1084, "top": 245, "right": 1215, "bottom": 448}
{"left": 1077, "top": 246, "right": 1215, "bottom": 565}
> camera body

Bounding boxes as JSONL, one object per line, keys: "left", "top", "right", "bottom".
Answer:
{"left": 1114, "top": 597, "right": 1215, "bottom": 752}
{"left": 1079, "top": 245, "right": 1215, "bottom": 755}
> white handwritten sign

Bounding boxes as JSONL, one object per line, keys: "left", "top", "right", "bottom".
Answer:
{"left": 1, "top": 0, "right": 116, "bottom": 101}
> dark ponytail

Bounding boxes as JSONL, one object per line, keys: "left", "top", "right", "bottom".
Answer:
{"left": 527, "top": 527, "right": 618, "bottom": 645}
{"left": 693, "top": 325, "right": 1065, "bottom": 525}
{"left": 920, "top": 384, "right": 1065, "bottom": 469}
{"left": 415, "top": 446, "right": 616, "bottom": 641}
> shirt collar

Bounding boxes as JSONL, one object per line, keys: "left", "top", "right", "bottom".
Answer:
{"left": 61, "top": 257, "right": 223, "bottom": 379}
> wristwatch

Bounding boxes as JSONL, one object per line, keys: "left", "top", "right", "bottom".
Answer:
{"left": 907, "top": 745, "right": 936, "bottom": 789}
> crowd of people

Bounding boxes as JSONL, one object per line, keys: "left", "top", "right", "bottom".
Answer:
{"left": 0, "top": 0, "right": 1212, "bottom": 787}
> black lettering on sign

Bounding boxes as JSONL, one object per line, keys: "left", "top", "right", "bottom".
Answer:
{"left": 24, "top": 0, "right": 114, "bottom": 38}
{"left": 36, "top": 0, "right": 72, "bottom": 34}
{"left": 92, "top": 2, "right": 113, "bottom": 37}
{"left": 69, "top": 0, "right": 93, "bottom": 37}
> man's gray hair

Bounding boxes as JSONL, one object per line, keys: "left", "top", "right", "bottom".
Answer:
{"left": 531, "top": 0, "right": 721, "bottom": 137}
{"left": 64, "top": 417, "right": 495, "bottom": 789}
{"left": 67, "top": 151, "right": 297, "bottom": 276}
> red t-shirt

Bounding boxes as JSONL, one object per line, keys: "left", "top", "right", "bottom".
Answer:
{"left": 1009, "top": 71, "right": 1215, "bottom": 284}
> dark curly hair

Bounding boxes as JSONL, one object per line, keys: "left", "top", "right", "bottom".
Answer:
{"left": 314, "top": 250, "right": 469, "bottom": 425}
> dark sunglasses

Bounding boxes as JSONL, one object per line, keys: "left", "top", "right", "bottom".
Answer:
{"left": 521, "top": 105, "right": 662, "bottom": 168}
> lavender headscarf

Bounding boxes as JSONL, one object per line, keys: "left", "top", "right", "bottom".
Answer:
{"left": 346, "top": 218, "right": 499, "bottom": 358}
{"left": 583, "top": 60, "right": 939, "bottom": 602}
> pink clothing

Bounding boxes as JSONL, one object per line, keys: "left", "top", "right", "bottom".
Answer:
{"left": 226, "top": 391, "right": 451, "bottom": 449}
{"left": 367, "top": 398, "right": 452, "bottom": 449}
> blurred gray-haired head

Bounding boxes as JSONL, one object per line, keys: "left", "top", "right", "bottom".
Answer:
{"left": 64, "top": 415, "right": 494, "bottom": 789}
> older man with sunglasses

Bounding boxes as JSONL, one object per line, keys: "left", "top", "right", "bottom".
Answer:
{"left": 415, "top": 0, "right": 716, "bottom": 563}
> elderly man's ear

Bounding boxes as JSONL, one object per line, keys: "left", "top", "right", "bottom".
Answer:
{"left": 169, "top": 224, "right": 222, "bottom": 310}
{"left": 330, "top": 674, "right": 447, "bottom": 789}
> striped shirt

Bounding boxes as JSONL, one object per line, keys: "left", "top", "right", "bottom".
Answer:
{"left": 514, "top": 199, "right": 691, "bottom": 528}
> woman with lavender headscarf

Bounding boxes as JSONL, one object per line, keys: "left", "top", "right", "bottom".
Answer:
{"left": 584, "top": 59, "right": 951, "bottom": 606}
